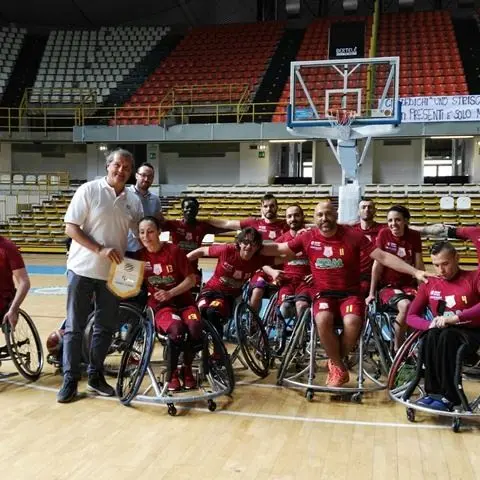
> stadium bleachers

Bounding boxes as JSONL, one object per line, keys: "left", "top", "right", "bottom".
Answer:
{"left": 30, "top": 26, "right": 170, "bottom": 105}
{"left": 112, "top": 22, "right": 285, "bottom": 125}
{"left": 377, "top": 10, "right": 468, "bottom": 97}
{"left": 0, "top": 26, "right": 27, "bottom": 101}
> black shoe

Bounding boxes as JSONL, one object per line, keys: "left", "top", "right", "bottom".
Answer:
{"left": 87, "top": 372, "right": 115, "bottom": 397}
{"left": 57, "top": 376, "right": 78, "bottom": 403}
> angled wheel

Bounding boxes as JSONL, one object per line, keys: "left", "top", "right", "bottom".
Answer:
{"left": 116, "top": 316, "right": 154, "bottom": 406}
{"left": 202, "top": 318, "right": 235, "bottom": 395}
{"left": 84, "top": 303, "right": 142, "bottom": 377}
{"left": 234, "top": 301, "right": 271, "bottom": 378}
{"left": 4, "top": 309, "right": 43, "bottom": 381}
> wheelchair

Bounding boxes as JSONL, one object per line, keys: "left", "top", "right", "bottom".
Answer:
{"left": 222, "top": 285, "right": 272, "bottom": 378}
{"left": 0, "top": 309, "right": 43, "bottom": 382}
{"left": 116, "top": 305, "right": 234, "bottom": 416}
{"left": 47, "top": 300, "right": 143, "bottom": 377}
{"left": 276, "top": 297, "right": 390, "bottom": 402}
{"left": 388, "top": 329, "right": 480, "bottom": 432}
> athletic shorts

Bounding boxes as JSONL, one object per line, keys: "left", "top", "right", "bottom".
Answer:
{"left": 197, "top": 293, "right": 232, "bottom": 319}
{"left": 379, "top": 286, "right": 416, "bottom": 308}
{"left": 278, "top": 279, "right": 311, "bottom": 304}
{"left": 312, "top": 295, "right": 364, "bottom": 321}
{"left": 154, "top": 305, "right": 201, "bottom": 334}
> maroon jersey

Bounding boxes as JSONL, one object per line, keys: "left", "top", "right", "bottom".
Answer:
{"left": 138, "top": 243, "right": 194, "bottom": 309}
{"left": 454, "top": 227, "right": 480, "bottom": 261}
{"left": 276, "top": 230, "right": 310, "bottom": 281}
{"left": 163, "top": 219, "right": 218, "bottom": 271}
{"left": 240, "top": 217, "right": 288, "bottom": 242}
{"left": 351, "top": 222, "right": 385, "bottom": 277}
{"left": 287, "top": 225, "right": 375, "bottom": 295}
{"left": 0, "top": 237, "right": 24, "bottom": 311}
{"left": 203, "top": 243, "right": 274, "bottom": 296}
{"left": 407, "top": 269, "right": 480, "bottom": 330}
{"left": 376, "top": 227, "right": 422, "bottom": 288}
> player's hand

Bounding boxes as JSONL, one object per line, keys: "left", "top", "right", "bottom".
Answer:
{"left": 270, "top": 269, "right": 284, "bottom": 283}
{"left": 365, "top": 294, "right": 375, "bottom": 306}
{"left": 413, "top": 269, "right": 436, "bottom": 284}
{"left": 98, "top": 247, "right": 122, "bottom": 264}
{"left": 430, "top": 315, "right": 459, "bottom": 329}
{"left": 154, "top": 289, "right": 173, "bottom": 303}
{"left": 3, "top": 308, "right": 19, "bottom": 329}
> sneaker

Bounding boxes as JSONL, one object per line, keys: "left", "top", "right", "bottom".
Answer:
{"left": 429, "top": 398, "right": 453, "bottom": 412}
{"left": 167, "top": 369, "right": 182, "bottom": 391}
{"left": 57, "top": 376, "right": 78, "bottom": 403}
{"left": 182, "top": 365, "right": 197, "bottom": 390}
{"left": 87, "top": 372, "right": 115, "bottom": 397}
{"left": 326, "top": 360, "right": 349, "bottom": 387}
{"left": 415, "top": 395, "right": 434, "bottom": 407}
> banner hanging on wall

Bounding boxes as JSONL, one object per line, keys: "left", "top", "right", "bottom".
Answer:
{"left": 381, "top": 95, "right": 480, "bottom": 123}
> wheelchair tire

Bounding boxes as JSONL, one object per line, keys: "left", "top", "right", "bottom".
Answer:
{"left": 277, "top": 308, "right": 309, "bottom": 385}
{"left": 202, "top": 318, "right": 235, "bottom": 395}
{"left": 234, "top": 301, "right": 271, "bottom": 378}
{"left": 4, "top": 309, "right": 43, "bottom": 381}
{"left": 116, "top": 315, "right": 154, "bottom": 406}
{"left": 83, "top": 303, "right": 142, "bottom": 377}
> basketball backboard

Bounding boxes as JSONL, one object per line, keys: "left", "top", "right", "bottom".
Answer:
{"left": 287, "top": 56, "right": 401, "bottom": 132}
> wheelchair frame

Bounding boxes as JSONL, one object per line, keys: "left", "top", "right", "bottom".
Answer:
{"left": 276, "top": 301, "right": 391, "bottom": 402}
{"left": 116, "top": 305, "right": 234, "bottom": 416}
{"left": 388, "top": 329, "right": 480, "bottom": 433}
{"left": 0, "top": 308, "right": 44, "bottom": 382}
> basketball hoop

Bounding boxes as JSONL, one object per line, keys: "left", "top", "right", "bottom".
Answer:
{"left": 326, "top": 108, "right": 358, "bottom": 140}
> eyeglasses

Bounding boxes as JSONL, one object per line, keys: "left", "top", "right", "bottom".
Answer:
{"left": 137, "top": 173, "right": 154, "bottom": 179}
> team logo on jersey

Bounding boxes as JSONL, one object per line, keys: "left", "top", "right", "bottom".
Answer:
{"left": 445, "top": 295, "right": 456, "bottom": 308}
{"left": 185, "top": 232, "right": 193, "bottom": 241}
{"left": 323, "top": 246, "right": 333, "bottom": 257}
{"left": 269, "top": 231, "right": 276, "bottom": 239}
{"left": 153, "top": 264, "right": 162, "bottom": 275}
{"left": 397, "top": 247, "right": 406, "bottom": 258}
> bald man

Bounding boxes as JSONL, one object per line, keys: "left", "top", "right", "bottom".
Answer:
{"left": 261, "top": 201, "right": 431, "bottom": 388}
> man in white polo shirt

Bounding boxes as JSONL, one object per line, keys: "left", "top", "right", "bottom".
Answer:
{"left": 58, "top": 148, "right": 143, "bottom": 403}
{"left": 126, "top": 161, "right": 162, "bottom": 256}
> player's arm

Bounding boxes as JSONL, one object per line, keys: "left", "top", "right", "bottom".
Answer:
{"left": 367, "top": 260, "right": 384, "bottom": 301}
{"left": 414, "top": 251, "right": 424, "bottom": 273}
{"left": 370, "top": 248, "right": 431, "bottom": 284}
{"left": 65, "top": 223, "right": 122, "bottom": 264}
{"left": 410, "top": 224, "right": 447, "bottom": 236}
{"left": 3, "top": 267, "right": 30, "bottom": 328}
{"left": 406, "top": 285, "right": 431, "bottom": 331}
{"left": 261, "top": 242, "right": 295, "bottom": 257}
{"left": 167, "top": 274, "right": 196, "bottom": 298}
{"left": 206, "top": 218, "right": 241, "bottom": 231}
{"left": 187, "top": 246, "right": 210, "bottom": 261}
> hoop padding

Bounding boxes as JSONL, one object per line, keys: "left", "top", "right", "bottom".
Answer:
{"left": 287, "top": 124, "right": 397, "bottom": 141}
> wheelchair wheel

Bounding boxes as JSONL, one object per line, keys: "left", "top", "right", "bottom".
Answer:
{"left": 4, "top": 309, "right": 43, "bottom": 381}
{"left": 234, "top": 301, "right": 271, "bottom": 378}
{"left": 263, "top": 294, "right": 287, "bottom": 358}
{"left": 277, "top": 308, "right": 309, "bottom": 385}
{"left": 202, "top": 318, "right": 235, "bottom": 395}
{"left": 116, "top": 316, "right": 154, "bottom": 406}
{"left": 83, "top": 303, "right": 142, "bottom": 377}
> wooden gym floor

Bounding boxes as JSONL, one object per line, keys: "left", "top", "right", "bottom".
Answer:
{"left": 0, "top": 254, "right": 479, "bottom": 480}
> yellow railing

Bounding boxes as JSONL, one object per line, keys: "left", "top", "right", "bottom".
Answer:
{"left": 0, "top": 102, "right": 289, "bottom": 133}
{"left": 365, "top": 0, "right": 380, "bottom": 116}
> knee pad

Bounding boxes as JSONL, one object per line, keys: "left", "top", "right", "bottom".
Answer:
{"left": 166, "top": 322, "right": 187, "bottom": 345}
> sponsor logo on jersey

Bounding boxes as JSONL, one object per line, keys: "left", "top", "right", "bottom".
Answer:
{"left": 315, "top": 258, "right": 344, "bottom": 269}
{"left": 148, "top": 275, "right": 175, "bottom": 287}
{"left": 220, "top": 276, "right": 244, "bottom": 288}
{"left": 287, "top": 258, "right": 309, "bottom": 266}
{"left": 430, "top": 290, "right": 442, "bottom": 300}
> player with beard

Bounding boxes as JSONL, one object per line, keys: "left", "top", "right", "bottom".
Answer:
{"left": 261, "top": 200, "right": 431, "bottom": 387}
{"left": 207, "top": 194, "right": 288, "bottom": 312}
{"left": 368, "top": 205, "right": 424, "bottom": 351}
{"left": 407, "top": 241, "right": 480, "bottom": 411}
{"left": 262, "top": 205, "right": 311, "bottom": 320}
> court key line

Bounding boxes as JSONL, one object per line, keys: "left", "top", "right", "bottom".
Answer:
{"left": 0, "top": 376, "right": 454, "bottom": 431}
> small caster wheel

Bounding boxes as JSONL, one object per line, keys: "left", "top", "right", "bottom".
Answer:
{"left": 207, "top": 400, "right": 217, "bottom": 412}
{"left": 452, "top": 417, "right": 461, "bottom": 433}
{"left": 351, "top": 392, "right": 362, "bottom": 403}
{"left": 167, "top": 404, "right": 177, "bottom": 416}
{"left": 269, "top": 358, "right": 276, "bottom": 369}
{"left": 406, "top": 408, "right": 415, "bottom": 423}
{"left": 305, "top": 389, "right": 314, "bottom": 402}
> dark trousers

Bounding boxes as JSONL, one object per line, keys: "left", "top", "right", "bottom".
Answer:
{"left": 423, "top": 327, "right": 480, "bottom": 404}
{"left": 63, "top": 270, "right": 120, "bottom": 379}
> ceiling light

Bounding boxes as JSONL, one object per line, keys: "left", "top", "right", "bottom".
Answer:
{"left": 269, "top": 139, "right": 308, "bottom": 143}
{"left": 429, "top": 136, "right": 473, "bottom": 139}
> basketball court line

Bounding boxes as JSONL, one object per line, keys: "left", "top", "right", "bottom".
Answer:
{"left": 0, "top": 375, "right": 455, "bottom": 431}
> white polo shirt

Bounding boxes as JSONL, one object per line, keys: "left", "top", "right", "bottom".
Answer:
{"left": 65, "top": 177, "right": 144, "bottom": 280}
